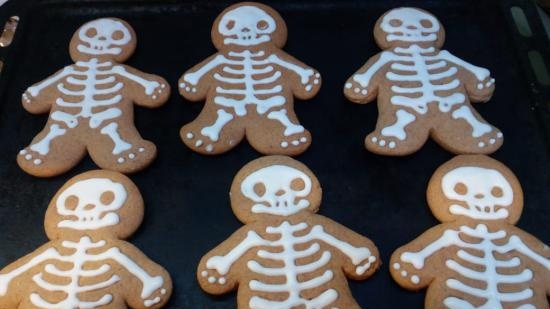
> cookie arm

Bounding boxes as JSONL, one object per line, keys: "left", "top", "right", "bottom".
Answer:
{"left": 179, "top": 53, "right": 227, "bottom": 102}
{"left": 344, "top": 52, "right": 391, "bottom": 104}
{"left": 267, "top": 50, "right": 321, "bottom": 100}
{"left": 0, "top": 242, "right": 61, "bottom": 307}
{"left": 22, "top": 66, "right": 76, "bottom": 114}
{"left": 100, "top": 242, "right": 171, "bottom": 309}
{"left": 437, "top": 50, "right": 495, "bottom": 103}
{"left": 390, "top": 224, "right": 460, "bottom": 290}
{"left": 504, "top": 228, "right": 550, "bottom": 273}
{"left": 311, "top": 215, "right": 380, "bottom": 280}
{"left": 111, "top": 65, "right": 170, "bottom": 108}
{"left": 197, "top": 225, "right": 269, "bottom": 295}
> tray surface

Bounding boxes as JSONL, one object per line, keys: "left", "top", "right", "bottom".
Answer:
{"left": 0, "top": 0, "right": 548, "bottom": 308}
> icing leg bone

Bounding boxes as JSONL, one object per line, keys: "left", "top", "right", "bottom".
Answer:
{"left": 100, "top": 123, "right": 132, "bottom": 156}
{"left": 29, "top": 124, "right": 67, "bottom": 156}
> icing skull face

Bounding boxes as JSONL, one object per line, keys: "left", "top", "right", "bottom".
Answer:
{"left": 442, "top": 167, "right": 514, "bottom": 220}
{"left": 380, "top": 8, "right": 441, "bottom": 46}
{"left": 76, "top": 18, "right": 132, "bottom": 56}
{"left": 241, "top": 165, "right": 312, "bottom": 216}
{"left": 217, "top": 5, "right": 277, "bottom": 46}
{"left": 56, "top": 178, "right": 128, "bottom": 230}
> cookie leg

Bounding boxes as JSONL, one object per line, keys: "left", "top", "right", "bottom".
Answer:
{"left": 180, "top": 106, "right": 244, "bottom": 155}
{"left": 247, "top": 108, "right": 311, "bottom": 155}
{"left": 17, "top": 123, "right": 85, "bottom": 177}
{"left": 366, "top": 109, "right": 428, "bottom": 155}
{"left": 433, "top": 104, "right": 503, "bottom": 154}
{"left": 88, "top": 121, "right": 156, "bottom": 173}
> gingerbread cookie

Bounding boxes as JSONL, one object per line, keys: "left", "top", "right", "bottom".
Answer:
{"left": 0, "top": 170, "right": 172, "bottom": 309}
{"left": 390, "top": 155, "right": 549, "bottom": 308}
{"left": 197, "top": 156, "right": 379, "bottom": 308}
{"left": 344, "top": 7, "right": 503, "bottom": 156}
{"left": 179, "top": 2, "right": 321, "bottom": 155}
{"left": 18, "top": 18, "right": 170, "bottom": 177}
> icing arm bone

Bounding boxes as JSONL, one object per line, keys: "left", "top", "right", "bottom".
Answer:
{"left": 0, "top": 246, "right": 62, "bottom": 297}
{"left": 23, "top": 66, "right": 77, "bottom": 113}
{"left": 390, "top": 227, "right": 463, "bottom": 289}
{"left": 344, "top": 52, "right": 393, "bottom": 104}
{"left": 310, "top": 221, "right": 379, "bottom": 279}
{"left": 111, "top": 65, "right": 169, "bottom": 107}
{"left": 267, "top": 51, "right": 320, "bottom": 98}
{"left": 99, "top": 245, "right": 168, "bottom": 308}
{"left": 437, "top": 50, "right": 495, "bottom": 102}
{"left": 179, "top": 54, "right": 229, "bottom": 101}
{"left": 198, "top": 228, "right": 269, "bottom": 294}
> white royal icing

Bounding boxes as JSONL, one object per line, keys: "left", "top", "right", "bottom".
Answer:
{"left": 205, "top": 221, "right": 376, "bottom": 308}
{"left": 56, "top": 178, "right": 127, "bottom": 230}
{"left": 400, "top": 224, "right": 549, "bottom": 308}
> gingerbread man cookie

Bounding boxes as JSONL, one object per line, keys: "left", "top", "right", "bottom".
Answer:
{"left": 18, "top": 18, "right": 170, "bottom": 177}
{"left": 179, "top": 2, "right": 321, "bottom": 155}
{"left": 0, "top": 170, "right": 172, "bottom": 309}
{"left": 198, "top": 156, "right": 379, "bottom": 309}
{"left": 344, "top": 7, "right": 502, "bottom": 156}
{"left": 390, "top": 155, "right": 549, "bottom": 309}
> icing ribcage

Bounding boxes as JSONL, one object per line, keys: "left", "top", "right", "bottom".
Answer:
{"left": 444, "top": 226, "right": 533, "bottom": 309}
{"left": 30, "top": 237, "right": 120, "bottom": 309}
{"left": 213, "top": 50, "right": 285, "bottom": 116}
{"left": 388, "top": 47, "right": 464, "bottom": 114}
{"left": 51, "top": 58, "right": 123, "bottom": 129}
{"left": 248, "top": 221, "right": 337, "bottom": 309}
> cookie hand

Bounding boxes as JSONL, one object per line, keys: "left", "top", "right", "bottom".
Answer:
{"left": 199, "top": 267, "right": 228, "bottom": 286}
{"left": 22, "top": 90, "right": 34, "bottom": 104}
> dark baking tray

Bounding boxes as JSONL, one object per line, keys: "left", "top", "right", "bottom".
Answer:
{"left": 0, "top": 0, "right": 548, "bottom": 308}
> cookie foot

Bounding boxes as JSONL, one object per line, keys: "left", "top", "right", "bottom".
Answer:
{"left": 367, "top": 135, "right": 400, "bottom": 150}
{"left": 475, "top": 131, "right": 503, "bottom": 149}
{"left": 182, "top": 131, "right": 218, "bottom": 154}
{"left": 114, "top": 146, "right": 148, "bottom": 165}
{"left": 280, "top": 134, "right": 309, "bottom": 149}
{"left": 18, "top": 148, "right": 44, "bottom": 166}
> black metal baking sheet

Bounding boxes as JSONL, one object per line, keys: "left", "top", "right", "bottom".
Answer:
{"left": 0, "top": 0, "right": 548, "bottom": 308}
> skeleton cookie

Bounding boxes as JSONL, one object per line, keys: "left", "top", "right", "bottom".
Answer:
{"left": 344, "top": 7, "right": 503, "bottom": 156}
{"left": 198, "top": 156, "right": 379, "bottom": 309}
{"left": 0, "top": 170, "right": 172, "bottom": 309}
{"left": 18, "top": 18, "right": 170, "bottom": 177}
{"left": 390, "top": 155, "right": 549, "bottom": 309}
{"left": 179, "top": 2, "right": 321, "bottom": 155}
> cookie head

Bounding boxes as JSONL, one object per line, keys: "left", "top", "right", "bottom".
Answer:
{"left": 45, "top": 170, "right": 144, "bottom": 240}
{"left": 69, "top": 18, "right": 136, "bottom": 62}
{"left": 212, "top": 3, "right": 287, "bottom": 50}
{"left": 427, "top": 155, "right": 523, "bottom": 224}
{"left": 230, "top": 156, "right": 321, "bottom": 223}
{"left": 375, "top": 7, "right": 445, "bottom": 50}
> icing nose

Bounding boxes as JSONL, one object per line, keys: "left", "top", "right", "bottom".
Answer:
{"left": 275, "top": 190, "right": 285, "bottom": 196}
{"left": 406, "top": 25, "right": 417, "bottom": 30}
{"left": 98, "top": 36, "right": 107, "bottom": 41}
{"left": 474, "top": 193, "right": 484, "bottom": 199}
{"left": 241, "top": 27, "right": 250, "bottom": 32}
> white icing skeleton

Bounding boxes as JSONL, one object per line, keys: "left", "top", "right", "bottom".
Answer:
{"left": 199, "top": 160, "right": 379, "bottom": 309}
{"left": 18, "top": 18, "right": 167, "bottom": 175}
{"left": 0, "top": 174, "right": 170, "bottom": 309}
{"left": 180, "top": 4, "right": 320, "bottom": 154}
{"left": 391, "top": 160, "right": 550, "bottom": 309}
{"left": 345, "top": 7, "right": 502, "bottom": 154}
